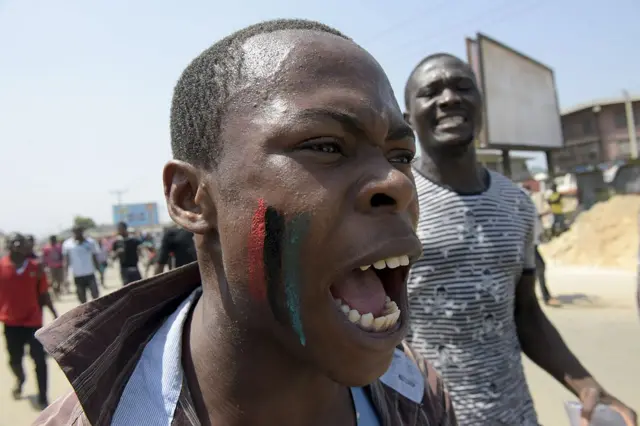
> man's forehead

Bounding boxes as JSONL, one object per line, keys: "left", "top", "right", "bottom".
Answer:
{"left": 240, "top": 30, "right": 368, "bottom": 84}
{"left": 415, "top": 57, "right": 473, "bottom": 83}
{"left": 241, "top": 32, "right": 297, "bottom": 81}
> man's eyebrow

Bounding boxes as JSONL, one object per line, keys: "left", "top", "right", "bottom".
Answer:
{"left": 295, "top": 108, "right": 414, "bottom": 141}
{"left": 295, "top": 108, "right": 367, "bottom": 137}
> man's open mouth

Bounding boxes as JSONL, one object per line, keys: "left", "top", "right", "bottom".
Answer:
{"left": 329, "top": 254, "right": 410, "bottom": 333}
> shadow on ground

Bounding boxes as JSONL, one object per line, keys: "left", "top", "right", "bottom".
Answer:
{"left": 554, "top": 293, "right": 607, "bottom": 308}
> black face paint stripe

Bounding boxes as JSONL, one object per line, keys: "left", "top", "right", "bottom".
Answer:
{"left": 264, "top": 206, "right": 286, "bottom": 324}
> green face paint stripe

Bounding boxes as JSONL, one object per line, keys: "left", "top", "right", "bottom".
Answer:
{"left": 283, "top": 213, "right": 310, "bottom": 346}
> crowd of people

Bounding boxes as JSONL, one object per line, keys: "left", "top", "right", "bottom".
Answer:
{"left": 0, "top": 18, "right": 636, "bottom": 426}
{"left": 0, "top": 222, "right": 197, "bottom": 412}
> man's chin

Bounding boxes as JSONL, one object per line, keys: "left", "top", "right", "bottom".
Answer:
{"left": 321, "top": 348, "right": 396, "bottom": 388}
{"left": 431, "top": 134, "right": 474, "bottom": 155}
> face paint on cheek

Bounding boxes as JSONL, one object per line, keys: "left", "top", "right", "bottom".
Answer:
{"left": 264, "top": 206, "right": 286, "bottom": 324}
{"left": 248, "top": 199, "right": 267, "bottom": 301}
{"left": 283, "top": 213, "right": 310, "bottom": 346}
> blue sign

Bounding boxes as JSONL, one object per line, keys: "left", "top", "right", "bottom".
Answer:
{"left": 112, "top": 203, "right": 160, "bottom": 227}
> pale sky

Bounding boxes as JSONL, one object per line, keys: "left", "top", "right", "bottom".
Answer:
{"left": 1, "top": 0, "right": 639, "bottom": 236}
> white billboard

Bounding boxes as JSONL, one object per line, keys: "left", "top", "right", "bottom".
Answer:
{"left": 476, "top": 34, "right": 563, "bottom": 150}
{"left": 466, "top": 38, "right": 487, "bottom": 148}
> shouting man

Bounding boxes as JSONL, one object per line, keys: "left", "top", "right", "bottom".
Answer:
{"left": 34, "top": 20, "right": 456, "bottom": 426}
{"left": 0, "top": 233, "right": 57, "bottom": 409}
{"left": 403, "top": 53, "right": 636, "bottom": 425}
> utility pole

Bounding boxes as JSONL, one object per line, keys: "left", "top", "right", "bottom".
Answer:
{"left": 623, "top": 90, "right": 638, "bottom": 159}
{"left": 110, "top": 189, "right": 128, "bottom": 223}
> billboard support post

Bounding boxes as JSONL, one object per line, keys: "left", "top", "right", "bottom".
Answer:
{"left": 501, "top": 150, "right": 512, "bottom": 178}
{"left": 545, "top": 151, "right": 555, "bottom": 178}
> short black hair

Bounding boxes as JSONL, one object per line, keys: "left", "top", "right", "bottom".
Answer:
{"left": 118, "top": 221, "right": 128, "bottom": 229}
{"left": 170, "top": 19, "right": 350, "bottom": 169}
{"left": 404, "top": 53, "right": 468, "bottom": 110}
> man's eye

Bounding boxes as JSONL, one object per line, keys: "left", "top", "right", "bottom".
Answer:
{"left": 417, "top": 90, "right": 434, "bottom": 99}
{"left": 302, "top": 140, "right": 343, "bottom": 155}
{"left": 390, "top": 150, "right": 416, "bottom": 164}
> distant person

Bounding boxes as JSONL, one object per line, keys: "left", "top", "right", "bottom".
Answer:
{"left": 534, "top": 214, "right": 561, "bottom": 307}
{"left": 0, "top": 233, "right": 57, "bottom": 409}
{"left": 141, "top": 235, "right": 158, "bottom": 278}
{"left": 95, "top": 239, "right": 109, "bottom": 288}
{"left": 111, "top": 222, "right": 142, "bottom": 285}
{"left": 547, "top": 183, "right": 565, "bottom": 236}
{"left": 42, "top": 235, "right": 65, "bottom": 297}
{"left": 63, "top": 226, "right": 100, "bottom": 304}
{"left": 26, "top": 235, "right": 38, "bottom": 259}
{"left": 154, "top": 226, "right": 196, "bottom": 274}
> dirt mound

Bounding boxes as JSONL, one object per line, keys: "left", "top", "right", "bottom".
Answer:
{"left": 539, "top": 195, "right": 640, "bottom": 270}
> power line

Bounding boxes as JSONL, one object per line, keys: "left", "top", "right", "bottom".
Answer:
{"left": 360, "top": 0, "right": 453, "bottom": 45}
{"left": 379, "top": 0, "right": 546, "bottom": 61}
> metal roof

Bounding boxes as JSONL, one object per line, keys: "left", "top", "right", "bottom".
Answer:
{"left": 561, "top": 95, "right": 640, "bottom": 116}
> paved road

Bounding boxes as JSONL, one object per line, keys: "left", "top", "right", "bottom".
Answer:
{"left": 1, "top": 267, "right": 639, "bottom": 426}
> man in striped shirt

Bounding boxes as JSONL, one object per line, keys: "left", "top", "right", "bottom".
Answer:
{"left": 403, "top": 53, "right": 636, "bottom": 425}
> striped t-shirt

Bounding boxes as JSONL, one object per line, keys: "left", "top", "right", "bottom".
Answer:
{"left": 406, "top": 167, "right": 539, "bottom": 425}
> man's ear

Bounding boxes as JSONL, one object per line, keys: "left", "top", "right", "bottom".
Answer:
{"left": 163, "top": 160, "right": 216, "bottom": 235}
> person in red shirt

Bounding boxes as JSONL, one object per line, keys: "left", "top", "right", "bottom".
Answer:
{"left": 0, "top": 233, "right": 57, "bottom": 409}
{"left": 42, "top": 235, "right": 66, "bottom": 297}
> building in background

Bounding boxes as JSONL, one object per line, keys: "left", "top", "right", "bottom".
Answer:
{"left": 552, "top": 95, "right": 640, "bottom": 174}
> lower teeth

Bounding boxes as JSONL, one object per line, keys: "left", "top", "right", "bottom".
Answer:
{"left": 334, "top": 296, "right": 400, "bottom": 332}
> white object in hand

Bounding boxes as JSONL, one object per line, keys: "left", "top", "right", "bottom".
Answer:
{"left": 565, "top": 401, "right": 627, "bottom": 426}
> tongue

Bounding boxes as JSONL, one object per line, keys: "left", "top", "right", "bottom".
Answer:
{"left": 331, "top": 269, "right": 387, "bottom": 316}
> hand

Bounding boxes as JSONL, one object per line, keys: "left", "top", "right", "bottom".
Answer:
{"left": 580, "top": 386, "right": 637, "bottom": 426}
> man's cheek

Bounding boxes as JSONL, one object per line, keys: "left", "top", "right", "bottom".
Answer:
{"left": 246, "top": 198, "right": 310, "bottom": 346}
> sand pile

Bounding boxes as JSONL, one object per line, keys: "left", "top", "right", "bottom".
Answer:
{"left": 539, "top": 195, "right": 640, "bottom": 270}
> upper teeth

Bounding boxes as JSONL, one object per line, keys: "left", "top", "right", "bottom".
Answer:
{"left": 439, "top": 116, "right": 465, "bottom": 125}
{"left": 334, "top": 296, "right": 401, "bottom": 332}
{"left": 359, "top": 255, "right": 410, "bottom": 272}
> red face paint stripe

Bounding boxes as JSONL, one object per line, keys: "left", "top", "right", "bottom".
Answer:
{"left": 248, "top": 199, "right": 267, "bottom": 301}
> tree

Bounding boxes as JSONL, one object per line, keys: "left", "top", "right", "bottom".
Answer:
{"left": 73, "top": 216, "right": 96, "bottom": 229}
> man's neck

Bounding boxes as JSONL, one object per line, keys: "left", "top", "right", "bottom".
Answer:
{"left": 183, "top": 290, "right": 354, "bottom": 426}
{"left": 416, "top": 143, "right": 487, "bottom": 194}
